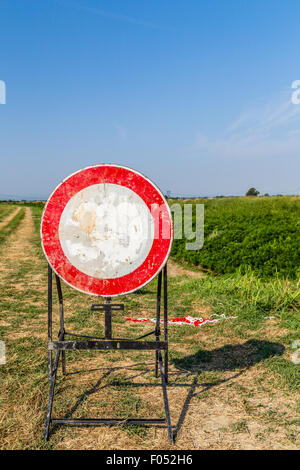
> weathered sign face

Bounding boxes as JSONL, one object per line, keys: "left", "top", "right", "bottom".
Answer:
{"left": 41, "top": 165, "right": 173, "bottom": 296}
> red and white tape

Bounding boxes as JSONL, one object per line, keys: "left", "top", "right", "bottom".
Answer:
{"left": 126, "top": 314, "right": 236, "bottom": 327}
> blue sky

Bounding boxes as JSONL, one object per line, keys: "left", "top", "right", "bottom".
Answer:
{"left": 1, "top": 0, "right": 300, "bottom": 199}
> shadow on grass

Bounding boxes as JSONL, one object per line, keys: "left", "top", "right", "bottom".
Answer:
{"left": 132, "top": 287, "right": 153, "bottom": 296}
{"left": 171, "top": 339, "right": 285, "bottom": 440}
{"left": 172, "top": 339, "right": 285, "bottom": 372}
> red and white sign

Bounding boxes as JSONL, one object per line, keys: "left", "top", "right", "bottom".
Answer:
{"left": 41, "top": 165, "right": 173, "bottom": 296}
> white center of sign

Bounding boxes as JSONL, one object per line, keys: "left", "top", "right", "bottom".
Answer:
{"left": 59, "top": 183, "right": 154, "bottom": 279}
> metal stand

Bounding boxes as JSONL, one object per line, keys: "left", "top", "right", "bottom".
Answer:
{"left": 44, "top": 264, "right": 173, "bottom": 442}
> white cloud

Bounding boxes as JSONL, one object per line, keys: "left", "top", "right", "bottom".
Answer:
{"left": 0, "top": 80, "right": 6, "bottom": 104}
{"left": 194, "top": 90, "right": 300, "bottom": 161}
{"left": 56, "top": 0, "right": 171, "bottom": 31}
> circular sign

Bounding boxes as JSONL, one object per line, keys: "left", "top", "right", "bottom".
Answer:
{"left": 40, "top": 164, "right": 173, "bottom": 296}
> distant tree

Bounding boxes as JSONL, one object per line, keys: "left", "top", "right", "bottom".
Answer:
{"left": 263, "top": 193, "right": 270, "bottom": 197}
{"left": 246, "top": 187, "right": 260, "bottom": 197}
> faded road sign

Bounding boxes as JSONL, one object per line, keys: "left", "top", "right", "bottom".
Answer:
{"left": 41, "top": 165, "right": 173, "bottom": 296}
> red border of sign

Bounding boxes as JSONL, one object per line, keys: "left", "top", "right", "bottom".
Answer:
{"left": 40, "top": 164, "right": 173, "bottom": 297}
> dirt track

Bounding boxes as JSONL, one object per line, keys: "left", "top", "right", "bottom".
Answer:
{"left": 0, "top": 207, "right": 21, "bottom": 231}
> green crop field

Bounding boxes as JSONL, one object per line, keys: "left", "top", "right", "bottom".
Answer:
{"left": 171, "top": 196, "right": 300, "bottom": 279}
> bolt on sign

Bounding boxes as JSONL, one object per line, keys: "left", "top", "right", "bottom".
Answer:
{"left": 41, "top": 164, "right": 173, "bottom": 296}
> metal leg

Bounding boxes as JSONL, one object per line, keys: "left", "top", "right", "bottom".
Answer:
{"left": 105, "top": 297, "right": 112, "bottom": 339}
{"left": 48, "top": 266, "right": 53, "bottom": 382}
{"left": 158, "top": 350, "right": 173, "bottom": 443}
{"left": 155, "top": 271, "right": 162, "bottom": 378}
{"left": 159, "top": 265, "right": 172, "bottom": 442}
{"left": 44, "top": 350, "right": 60, "bottom": 441}
{"left": 48, "top": 351, "right": 53, "bottom": 383}
{"left": 55, "top": 275, "right": 66, "bottom": 375}
{"left": 155, "top": 352, "right": 159, "bottom": 377}
{"left": 61, "top": 347, "right": 66, "bottom": 375}
{"left": 163, "top": 264, "right": 168, "bottom": 384}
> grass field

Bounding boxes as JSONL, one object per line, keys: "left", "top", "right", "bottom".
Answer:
{"left": 0, "top": 201, "right": 299, "bottom": 450}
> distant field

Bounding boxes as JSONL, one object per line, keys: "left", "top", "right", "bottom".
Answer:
{"left": 171, "top": 196, "right": 300, "bottom": 279}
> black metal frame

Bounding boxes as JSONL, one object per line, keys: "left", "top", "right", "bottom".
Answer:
{"left": 44, "top": 264, "right": 173, "bottom": 442}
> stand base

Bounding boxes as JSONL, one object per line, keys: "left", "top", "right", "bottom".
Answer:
{"left": 45, "top": 265, "right": 173, "bottom": 443}
{"left": 44, "top": 349, "right": 173, "bottom": 443}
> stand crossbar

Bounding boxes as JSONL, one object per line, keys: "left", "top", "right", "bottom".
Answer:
{"left": 44, "top": 264, "right": 173, "bottom": 443}
{"left": 51, "top": 418, "right": 166, "bottom": 426}
{"left": 49, "top": 340, "right": 167, "bottom": 351}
